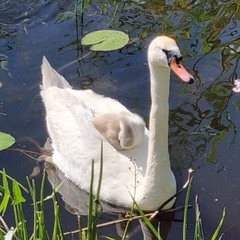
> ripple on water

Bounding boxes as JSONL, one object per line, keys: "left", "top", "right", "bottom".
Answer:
{"left": 0, "top": 0, "right": 74, "bottom": 37}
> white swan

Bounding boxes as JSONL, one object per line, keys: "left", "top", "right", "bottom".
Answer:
{"left": 40, "top": 36, "right": 194, "bottom": 211}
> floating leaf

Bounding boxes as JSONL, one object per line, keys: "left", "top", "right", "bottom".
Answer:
{"left": 0, "top": 132, "right": 15, "bottom": 151}
{"left": 81, "top": 30, "right": 129, "bottom": 51}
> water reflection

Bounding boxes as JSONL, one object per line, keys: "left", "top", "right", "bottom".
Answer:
{"left": 45, "top": 158, "right": 175, "bottom": 239}
{"left": 0, "top": 0, "right": 240, "bottom": 239}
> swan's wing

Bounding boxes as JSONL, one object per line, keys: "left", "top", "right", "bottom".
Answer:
{"left": 43, "top": 86, "right": 148, "bottom": 208}
{"left": 41, "top": 56, "right": 146, "bottom": 150}
{"left": 40, "top": 56, "right": 128, "bottom": 114}
{"left": 41, "top": 56, "right": 146, "bottom": 153}
{"left": 68, "top": 89, "right": 146, "bottom": 150}
{"left": 41, "top": 56, "right": 71, "bottom": 91}
{"left": 70, "top": 88, "right": 129, "bottom": 116}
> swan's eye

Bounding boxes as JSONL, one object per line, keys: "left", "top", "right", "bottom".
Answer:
{"left": 175, "top": 55, "right": 183, "bottom": 66}
{"left": 177, "top": 55, "right": 183, "bottom": 62}
{"left": 162, "top": 49, "right": 174, "bottom": 64}
{"left": 163, "top": 49, "right": 183, "bottom": 66}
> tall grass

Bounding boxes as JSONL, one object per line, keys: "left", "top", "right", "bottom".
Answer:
{"left": 0, "top": 165, "right": 226, "bottom": 240}
{"left": 182, "top": 171, "right": 226, "bottom": 240}
{"left": 0, "top": 169, "right": 66, "bottom": 239}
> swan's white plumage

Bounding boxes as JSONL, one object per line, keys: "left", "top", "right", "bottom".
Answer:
{"left": 41, "top": 36, "right": 193, "bottom": 211}
{"left": 41, "top": 57, "right": 150, "bottom": 209}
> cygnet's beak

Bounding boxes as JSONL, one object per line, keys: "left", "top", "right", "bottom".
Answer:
{"left": 170, "top": 58, "right": 194, "bottom": 84}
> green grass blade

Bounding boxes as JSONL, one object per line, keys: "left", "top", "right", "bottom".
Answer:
{"left": 38, "top": 170, "right": 47, "bottom": 239}
{"left": 0, "top": 225, "right": 4, "bottom": 239}
{"left": 87, "top": 160, "right": 94, "bottom": 240}
{"left": 27, "top": 177, "right": 38, "bottom": 240}
{"left": 183, "top": 175, "right": 193, "bottom": 240}
{"left": 211, "top": 208, "right": 226, "bottom": 240}
{"left": 87, "top": 143, "right": 104, "bottom": 240}
{"left": 12, "top": 180, "right": 26, "bottom": 205}
{"left": 135, "top": 202, "right": 162, "bottom": 240}
{"left": 194, "top": 196, "right": 204, "bottom": 240}
{"left": 92, "top": 141, "right": 103, "bottom": 239}
{"left": 0, "top": 170, "right": 28, "bottom": 193}
{"left": 52, "top": 191, "right": 64, "bottom": 239}
{"left": 95, "top": 141, "right": 103, "bottom": 203}
{"left": 12, "top": 179, "right": 28, "bottom": 239}
{"left": 0, "top": 170, "right": 11, "bottom": 215}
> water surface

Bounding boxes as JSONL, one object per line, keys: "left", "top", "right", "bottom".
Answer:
{"left": 0, "top": 0, "right": 240, "bottom": 239}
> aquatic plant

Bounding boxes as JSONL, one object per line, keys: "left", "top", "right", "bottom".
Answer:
{"left": 0, "top": 169, "right": 65, "bottom": 239}
{"left": 81, "top": 30, "right": 129, "bottom": 51}
{"left": 0, "top": 165, "right": 226, "bottom": 240}
{"left": 182, "top": 171, "right": 226, "bottom": 240}
{"left": 0, "top": 132, "right": 15, "bottom": 151}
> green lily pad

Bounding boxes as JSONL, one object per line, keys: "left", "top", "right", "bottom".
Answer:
{"left": 0, "top": 132, "right": 15, "bottom": 151}
{"left": 81, "top": 30, "right": 129, "bottom": 51}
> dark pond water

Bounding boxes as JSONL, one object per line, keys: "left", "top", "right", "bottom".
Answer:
{"left": 0, "top": 0, "right": 240, "bottom": 239}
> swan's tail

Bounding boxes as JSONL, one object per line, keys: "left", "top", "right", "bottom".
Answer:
{"left": 41, "top": 56, "right": 71, "bottom": 93}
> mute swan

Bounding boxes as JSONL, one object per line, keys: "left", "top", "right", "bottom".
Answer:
{"left": 41, "top": 36, "right": 194, "bottom": 211}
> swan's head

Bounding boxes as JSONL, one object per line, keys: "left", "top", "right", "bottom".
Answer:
{"left": 148, "top": 36, "right": 194, "bottom": 84}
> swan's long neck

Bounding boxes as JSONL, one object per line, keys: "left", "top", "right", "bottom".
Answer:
{"left": 137, "top": 63, "right": 175, "bottom": 208}
{"left": 147, "top": 64, "right": 171, "bottom": 176}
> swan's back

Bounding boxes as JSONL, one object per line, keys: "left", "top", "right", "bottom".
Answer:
{"left": 41, "top": 57, "right": 146, "bottom": 150}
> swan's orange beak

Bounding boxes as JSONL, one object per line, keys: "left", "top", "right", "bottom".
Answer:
{"left": 170, "top": 59, "right": 194, "bottom": 84}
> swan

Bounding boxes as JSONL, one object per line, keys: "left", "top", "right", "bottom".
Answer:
{"left": 40, "top": 36, "right": 194, "bottom": 211}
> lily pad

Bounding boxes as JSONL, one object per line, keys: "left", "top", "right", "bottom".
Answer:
{"left": 81, "top": 30, "right": 129, "bottom": 51}
{"left": 0, "top": 132, "right": 15, "bottom": 151}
